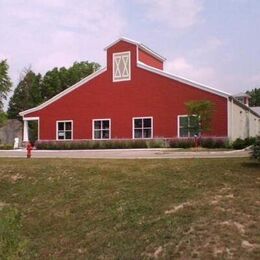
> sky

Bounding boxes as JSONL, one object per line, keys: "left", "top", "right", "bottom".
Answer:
{"left": 0, "top": 0, "right": 260, "bottom": 109}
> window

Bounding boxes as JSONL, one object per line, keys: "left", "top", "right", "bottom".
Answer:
{"left": 57, "top": 121, "right": 73, "bottom": 140}
{"left": 133, "top": 117, "right": 153, "bottom": 139}
{"left": 93, "top": 119, "right": 111, "bottom": 139}
{"left": 113, "top": 51, "right": 131, "bottom": 82}
{"left": 178, "top": 115, "right": 199, "bottom": 137}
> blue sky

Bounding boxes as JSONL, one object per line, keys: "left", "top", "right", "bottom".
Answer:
{"left": 0, "top": 0, "right": 259, "bottom": 109}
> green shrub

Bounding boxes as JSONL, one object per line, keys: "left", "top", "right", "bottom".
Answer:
{"left": 232, "top": 138, "right": 246, "bottom": 150}
{"left": 244, "top": 137, "right": 256, "bottom": 147}
{"left": 168, "top": 138, "right": 195, "bottom": 148}
{"left": 251, "top": 136, "right": 260, "bottom": 161}
{"left": 200, "top": 137, "right": 228, "bottom": 149}
{"left": 35, "top": 140, "right": 149, "bottom": 150}
{"left": 0, "top": 207, "right": 27, "bottom": 259}
{"left": 147, "top": 139, "right": 166, "bottom": 148}
{"left": 232, "top": 137, "right": 257, "bottom": 150}
{"left": 0, "top": 144, "right": 13, "bottom": 150}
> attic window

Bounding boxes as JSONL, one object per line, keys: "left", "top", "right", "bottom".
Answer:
{"left": 113, "top": 51, "right": 131, "bottom": 82}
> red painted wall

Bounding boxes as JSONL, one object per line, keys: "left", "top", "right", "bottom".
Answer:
{"left": 138, "top": 48, "right": 164, "bottom": 70}
{"left": 26, "top": 40, "right": 228, "bottom": 140}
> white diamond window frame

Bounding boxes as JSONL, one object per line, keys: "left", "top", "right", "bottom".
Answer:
{"left": 113, "top": 51, "right": 131, "bottom": 82}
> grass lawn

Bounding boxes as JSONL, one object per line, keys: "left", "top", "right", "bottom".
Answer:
{"left": 0, "top": 158, "right": 259, "bottom": 259}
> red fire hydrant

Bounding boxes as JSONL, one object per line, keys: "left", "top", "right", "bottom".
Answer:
{"left": 26, "top": 143, "right": 33, "bottom": 159}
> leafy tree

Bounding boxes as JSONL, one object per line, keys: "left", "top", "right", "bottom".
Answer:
{"left": 41, "top": 61, "right": 100, "bottom": 101}
{"left": 0, "top": 60, "right": 12, "bottom": 111}
{"left": 185, "top": 100, "right": 215, "bottom": 136}
{"left": 0, "top": 112, "right": 7, "bottom": 126}
{"left": 7, "top": 69, "right": 42, "bottom": 119}
{"left": 246, "top": 88, "right": 260, "bottom": 106}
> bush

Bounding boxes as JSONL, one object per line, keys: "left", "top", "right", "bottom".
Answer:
{"left": 232, "top": 137, "right": 257, "bottom": 150}
{"left": 232, "top": 138, "right": 246, "bottom": 150}
{"left": 251, "top": 136, "right": 260, "bottom": 161}
{"left": 147, "top": 139, "right": 166, "bottom": 148}
{"left": 200, "top": 137, "right": 228, "bottom": 149}
{"left": 0, "top": 144, "right": 13, "bottom": 150}
{"left": 36, "top": 137, "right": 233, "bottom": 150}
{"left": 35, "top": 140, "right": 150, "bottom": 150}
{"left": 168, "top": 138, "right": 195, "bottom": 148}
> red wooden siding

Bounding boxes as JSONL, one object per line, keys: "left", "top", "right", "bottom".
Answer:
{"left": 138, "top": 48, "right": 164, "bottom": 70}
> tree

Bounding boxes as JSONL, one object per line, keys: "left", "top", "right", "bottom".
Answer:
{"left": 7, "top": 69, "right": 42, "bottom": 119}
{"left": 246, "top": 88, "right": 260, "bottom": 106}
{"left": 185, "top": 100, "right": 215, "bottom": 136}
{"left": 40, "top": 61, "right": 100, "bottom": 101}
{"left": 0, "top": 60, "right": 12, "bottom": 111}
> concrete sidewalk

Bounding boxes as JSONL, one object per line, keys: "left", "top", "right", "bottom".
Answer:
{"left": 0, "top": 148, "right": 250, "bottom": 159}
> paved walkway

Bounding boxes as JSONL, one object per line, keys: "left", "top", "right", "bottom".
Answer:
{"left": 0, "top": 148, "right": 250, "bottom": 159}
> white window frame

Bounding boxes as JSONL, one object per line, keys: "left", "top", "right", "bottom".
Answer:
{"left": 56, "top": 120, "right": 73, "bottom": 140}
{"left": 113, "top": 51, "right": 131, "bottom": 82}
{"left": 177, "top": 115, "right": 199, "bottom": 138}
{"left": 132, "top": 117, "right": 153, "bottom": 139}
{"left": 92, "top": 118, "right": 111, "bottom": 140}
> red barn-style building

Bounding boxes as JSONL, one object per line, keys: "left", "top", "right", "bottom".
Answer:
{"left": 20, "top": 38, "right": 260, "bottom": 142}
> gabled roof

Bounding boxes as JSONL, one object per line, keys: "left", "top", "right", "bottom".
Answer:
{"left": 19, "top": 67, "right": 107, "bottom": 117}
{"left": 104, "top": 37, "right": 166, "bottom": 62}
{"left": 233, "top": 92, "right": 251, "bottom": 98}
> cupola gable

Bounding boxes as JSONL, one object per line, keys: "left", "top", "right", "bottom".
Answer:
{"left": 105, "top": 37, "right": 166, "bottom": 82}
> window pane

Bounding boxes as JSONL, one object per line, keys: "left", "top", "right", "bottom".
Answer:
{"left": 58, "top": 131, "right": 65, "bottom": 139}
{"left": 102, "top": 120, "right": 109, "bottom": 129}
{"left": 94, "top": 130, "right": 101, "bottom": 139}
{"left": 143, "top": 118, "right": 151, "bottom": 128}
{"left": 102, "top": 130, "right": 110, "bottom": 139}
{"left": 65, "top": 131, "right": 72, "bottom": 140}
{"left": 180, "top": 128, "right": 188, "bottom": 137}
{"left": 143, "top": 129, "right": 151, "bottom": 138}
{"left": 65, "top": 122, "right": 71, "bottom": 130}
{"left": 58, "top": 122, "right": 64, "bottom": 130}
{"left": 180, "top": 117, "right": 188, "bottom": 127}
{"left": 134, "top": 129, "right": 142, "bottom": 138}
{"left": 134, "top": 119, "right": 142, "bottom": 128}
{"left": 94, "top": 121, "right": 101, "bottom": 130}
{"left": 189, "top": 116, "right": 199, "bottom": 128}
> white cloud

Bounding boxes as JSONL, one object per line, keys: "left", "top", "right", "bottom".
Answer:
{"left": 138, "top": 0, "right": 203, "bottom": 29}
{"left": 165, "top": 57, "right": 216, "bottom": 85}
{"left": 0, "top": 0, "right": 125, "bottom": 77}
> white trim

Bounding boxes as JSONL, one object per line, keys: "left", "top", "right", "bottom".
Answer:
{"left": 112, "top": 51, "right": 131, "bottom": 82}
{"left": 23, "top": 117, "right": 39, "bottom": 121}
{"left": 92, "top": 118, "right": 111, "bottom": 140}
{"left": 19, "top": 68, "right": 107, "bottom": 116}
{"left": 132, "top": 116, "right": 153, "bottom": 139}
{"left": 56, "top": 120, "right": 73, "bottom": 141}
{"left": 137, "top": 62, "right": 230, "bottom": 99}
{"left": 104, "top": 37, "right": 166, "bottom": 62}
